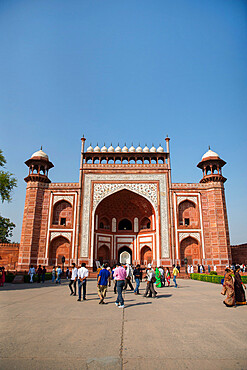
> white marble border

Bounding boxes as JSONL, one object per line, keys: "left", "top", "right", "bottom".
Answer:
{"left": 80, "top": 173, "right": 169, "bottom": 262}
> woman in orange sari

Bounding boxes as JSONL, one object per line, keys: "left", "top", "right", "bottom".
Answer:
{"left": 222, "top": 268, "right": 235, "bottom": 307}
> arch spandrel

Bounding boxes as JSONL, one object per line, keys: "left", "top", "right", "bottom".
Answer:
{"left": 93, "top": 183, "right": 158, "bottom": 213}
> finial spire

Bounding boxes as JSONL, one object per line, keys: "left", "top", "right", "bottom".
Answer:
{"left": 209, "top": 145, "right": 211, "bottom": 150}
{"left": 41, "top": 145, "right": 42, "bottom": 150}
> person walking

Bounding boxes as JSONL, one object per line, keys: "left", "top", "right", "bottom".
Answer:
{"left": 52, "top": 266, "right": 56, "bottom": 283}
{"left": 166, "top": 267, "right": 171, "bottom": 286}
{"left": 123, "top": 264, "right": 134, "bottom": 291}
{"left": 187, "top": 265, "right": 191, "bottom": 274}
{"left": 77, "top": 263, "right": 89, "bottom": 301}
{"left": 222, "top": 268, "right": 235, "bottom": 307}
{"left": 66, "top": 267, "right": 70, "bottom": 280}
{"left": 159, "top": 266, "right": 165, "bottom": 286}
{"left": 112, "top": 265, "right": 117, "bottom": 294}
{"left": 28, "top": 265, "right": 36, "bottom": 283}
{"left": 191, "top": 265, "right": 194, "bottom": 274}
{"left": 69, "top": 263, "right": 78, "bottom": 296}
{"left": 41, "top": 266, "right": 46, "bottom": 283}
{"left": 172, "top": 264, "right": 179, "bottom": 288}
{"left": 155, "top": 267, "right": 162, "bottom": 288}
{"left": 0, "top": 267, "right": 5, "bottom": 287}
{"left": 133, "top": 264, "right": 141, "bottom": 295}
{"left": 208, "top": 264, "right": 211, "bottom": 273}
{"left": 37, "top": 265, "right": 42, "bottom": 283}
{"left": 56, "top": 266, "right": 62, "bottom": 284}
{"left": 143, "top": 264, "right": 157, "bottom": 298}
{"left": 97, "top": 264, "right": 111, "bottom": 304}
{"left": 234, "top": 265, "right": 246, "bottom": 305}
{"left": 114, "top": 262, "right": 127, "bottom": 308}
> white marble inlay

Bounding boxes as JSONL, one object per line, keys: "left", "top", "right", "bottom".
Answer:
{"left": 117, "top": 237, "right": 134, "bottom": 243}
{"left": 177, "top": 196, "right": 197, "bottom": 206}
{"left": 179, "top": 232, "right": 200, "bottom": 243}
{"left": 98, "top": 236, "right": 111, "bottom": 242}
{"left": 50, "top": 232, "right": 72, "bottom": 242}
{"left": 53, "top": 195, "right": 74, "bottom": 205}
{"left": 80, "top": 173, "right": 169, "bottom": 260}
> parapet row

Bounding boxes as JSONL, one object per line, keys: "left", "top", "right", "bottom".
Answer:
{"left": 86, "top": 144, "right": 165, "bottom": 153}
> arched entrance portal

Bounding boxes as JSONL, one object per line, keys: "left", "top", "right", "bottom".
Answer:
{"left": 93, "top": 189, "right": 156, "bottom": 266}
{"left": 98, "top": 245, "right": 110, "bottom": 265}
{"left": 118, "top": 246, "right": 132, "bottom": 265}
{"left": 49, "top": 236, "right": 70, "bottom": 266}
{"left": 180, "top": 236, "right": 200, "bottom": 265}
{"left": 141, "top": 245, "right": 152, "bottom": 265}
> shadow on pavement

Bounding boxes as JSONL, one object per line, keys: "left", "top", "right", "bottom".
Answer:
{"left": 125, "top": 302, "right": 152, "bottom": 308}
{"left": 0, "top": 281, "right": 69, "bottom": 291}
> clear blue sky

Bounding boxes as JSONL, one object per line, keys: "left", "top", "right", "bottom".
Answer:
{"left": 0, "top": 0, "right": 246, "bottom": 244}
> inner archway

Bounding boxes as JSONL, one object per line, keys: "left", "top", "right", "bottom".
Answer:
{"left": 93, "top": 189, "right": 156, "bottom": 266}
{"left": 180, "top": 236, "right": 200, "bottom": 265}
{"left": 49, "top": 236, "right": 70, "bottom": 266}
{"left": 98, "top": 244, "right": 110, "bottom": 265}
{"left": 141, "top": 245, "right": 152, "bottom": 265}
{"left": 118, "top": 246, "right": 132, "bottom": 265}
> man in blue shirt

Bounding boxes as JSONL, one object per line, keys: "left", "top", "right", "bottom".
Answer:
{"left": 97, "top": 264, "right": 110, "bottom": 304}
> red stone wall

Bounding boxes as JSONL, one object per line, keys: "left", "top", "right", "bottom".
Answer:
{"left": 0, "top": 243, "right": 19, "bottom": 270}
{"left": 201, "top": 183, "right": 231, "bottom": 268}
{"left": 231, "top": 244, "right": 247, "bottom": 264}
{"left": 18, "top": 182, "right": 51, "bottom": 269}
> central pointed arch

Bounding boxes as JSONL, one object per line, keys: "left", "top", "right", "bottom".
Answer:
{"left": 91, "top": 188, "right": 158, "bottom": 266}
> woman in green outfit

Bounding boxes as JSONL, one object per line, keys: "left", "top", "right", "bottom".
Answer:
{"left": 155, "top": 267, "right": 162, "bottom": 288}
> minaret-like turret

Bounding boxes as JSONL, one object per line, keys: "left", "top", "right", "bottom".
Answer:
{"left": 197, "top": 147, "right": 226, "bottom": 183}
{"left": 24, "top": 147, "right": 54, "bottom": 183}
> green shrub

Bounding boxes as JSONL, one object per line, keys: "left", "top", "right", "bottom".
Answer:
{"left": 209, "top": 271, "right": 217, "bottom": 275}
{"left": 24, "top": 272, "right": 52, "bottom": 283}
{"left": 5, "top": 272, "right": 15, "bottom": 283}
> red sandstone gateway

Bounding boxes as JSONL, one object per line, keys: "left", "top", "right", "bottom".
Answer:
{"left": 15, "top": 139, "right": 231, "bottom": 273}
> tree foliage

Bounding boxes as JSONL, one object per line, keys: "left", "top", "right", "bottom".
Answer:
{"left": 0, "top": 216, "right": 16, "bottom": 243}
{"left": 0, "top": 149, "right": 17, "bottom": 243}
{"left": 0, "top": 149, "right": 17, "bottom": 203}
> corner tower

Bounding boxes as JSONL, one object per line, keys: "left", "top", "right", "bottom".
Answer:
{"left": 18, "top": 149, "right": 54, "bottom": 270}
{"left": 197, "top": 147, "right": 226, "bottom": 183}
{"left": 197, "top": 148, "right": 231, "bottom": 270}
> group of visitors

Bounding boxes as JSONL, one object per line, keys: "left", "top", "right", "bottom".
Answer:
{"left": 28, "top": 265, "right": 47, "bottom": 283}
{"left": 221, "top": 265, "right": 246, "bottom": 307}
{"left": 64, "top": 262, "right": 180, "bottom": 308}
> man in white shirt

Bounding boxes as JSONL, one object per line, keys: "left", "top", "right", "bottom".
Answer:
{"left": 69, "top": 263, "right": 78, "bottom": 296}
{"left": 77, "top": 263, "right": 89, "bottom": 301}
{"left": 28, "top": 265, "right": 36, "bottom": 283}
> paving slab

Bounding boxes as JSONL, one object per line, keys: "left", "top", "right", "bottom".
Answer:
{"left": 0, "top": 278, "right": 246, "bottom": 369}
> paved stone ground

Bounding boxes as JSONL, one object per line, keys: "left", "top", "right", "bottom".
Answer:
{"left": 0, "top": 278, "right": 246, "bottom": 370}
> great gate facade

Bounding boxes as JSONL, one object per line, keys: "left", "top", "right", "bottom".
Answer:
{"left": 17, "top": 138, "right": 231, "bottom": 272}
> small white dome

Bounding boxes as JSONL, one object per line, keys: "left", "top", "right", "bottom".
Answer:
{"left": 108, "top": 145, "right": 114, "bottom": 152}
{"left": 31, "top": 149, "right": 49, "bottom": 160}
{"left": 143, "top": 145, "right": 149, "bottom": 153}
{"left": 136, "top": 145, "right": 142, "bottom": 153}
{"left": 150, "top": 145, "right": 156, "bottom": 153}
{"left": 94, "top": 145, "right": 100, "bottom": 152}
{"left": 101, "top": 145, "right": 107, "bottom": 152}
{"left": 122, "top": 145, "right": 128, "bottom": 153}
{"left": 202, "top": 149, "right": 219, "bottom": 160}
{"left": 129, "top": 145, "right": 135, "bottom": 153}
{"left": 115, "top": 145, "right": 121, "bottom": 153}
{"left": 157, "top": 145, "right": 164, "bottom": 153}
{"left": 86, "top": 145, "right": 93, "bottom": 152}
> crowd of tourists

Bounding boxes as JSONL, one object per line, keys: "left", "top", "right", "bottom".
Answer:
{"left": 63, "top": 262, "right": 180, "bottom": 308}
